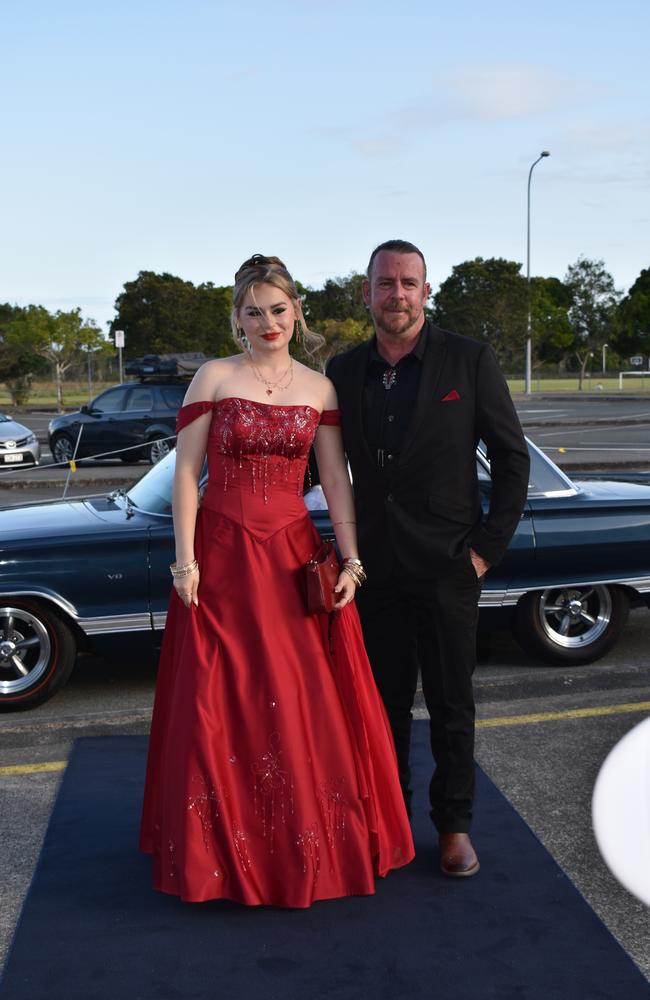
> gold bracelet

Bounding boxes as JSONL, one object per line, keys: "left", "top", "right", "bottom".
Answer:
{"left": 342, "top": 564, "right": 366, "bottom": 588}
{"left": 343, "top": 558, "right": 366, "bottom": 579}
{"left": 332, "top": 520, "right": 357, "bottom": 526}
{"left": 171, "top": 558, "right": 197, "bottom": 573}
{"left": 170, "top": 559, "right": 199, "bottom": 578}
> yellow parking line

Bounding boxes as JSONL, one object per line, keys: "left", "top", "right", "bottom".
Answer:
{"left": 0, "top": 761, "right": 67, "bottom": 776}
{"left": 477, "top": 700, "right": 650, "bottom": 729}
{"left": 1, "top": 701, "right": 649, "bottom": 775}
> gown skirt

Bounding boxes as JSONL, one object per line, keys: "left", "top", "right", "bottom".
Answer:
{"left": 139, "top": 398, "right": 414, "bottom": 907}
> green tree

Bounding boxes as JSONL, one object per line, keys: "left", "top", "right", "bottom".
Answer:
{"left": 0, "top": 305, "right": 50, "bottom": 405}
{"left": 530, "top": 276, "right": 573, "bottom": 366}
{"left": 110, "top": 271, "right": 233, "bottom": 359}
{"left": 38, "top": 309, "right": 104, "bottom": 412}
{"left": 614, "top": 267, "right": 650, "bottom": 359}
{"left": 302, "top": 273, "right": 370, "bottom": 326}
{"left": 432, "top": 257, "right": 528, "bottom": 369}
{"left": 317, "top": 318, "right": 372, "bottom": 364}
{"left": 565, "top": 257, "right": 621, "bottom": 389}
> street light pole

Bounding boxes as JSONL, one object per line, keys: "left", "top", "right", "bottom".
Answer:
{"left": 602, "top": 343, "right": 608, "bottom": 374}
{"left": 525, "top": 151, "right": 550, "bottom": 395}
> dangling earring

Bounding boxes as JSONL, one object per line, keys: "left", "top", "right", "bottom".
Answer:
{"left": 237, "top": 328, "right": 252, "bottom": 352}
{"left": 294, "top": 320, "right": 303, "bottom": 345}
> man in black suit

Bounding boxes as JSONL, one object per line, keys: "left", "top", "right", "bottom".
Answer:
{"left": 326, "top": 240, "right": 529, "bottom": 876}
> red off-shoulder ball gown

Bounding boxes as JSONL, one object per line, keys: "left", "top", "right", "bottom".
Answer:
{"left": 140, "top": 397, "right": 414, "bottom": 907}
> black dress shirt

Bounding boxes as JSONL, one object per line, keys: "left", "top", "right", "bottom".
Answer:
{"left": 362, "top": 325, "right": 427, "bottom": 472}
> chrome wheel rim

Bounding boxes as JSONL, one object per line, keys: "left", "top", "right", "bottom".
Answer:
{"left": 0, "top": 607, "right": 52, "bottom": 695}
{"left": 538, "top": 586, "right": 612, "bottom": 649}
{"left": 150, "top": 438, "right": 171, "bottom": 464}
{"left": 53, "top": 437, "right": 73, "bottom": 463}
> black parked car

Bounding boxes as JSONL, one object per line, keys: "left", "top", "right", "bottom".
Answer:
{"left": 48, "top": 380, "right": 188, "bottom": 465}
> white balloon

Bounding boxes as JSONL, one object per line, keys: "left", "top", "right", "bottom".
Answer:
{"left": 592, "top": 716, "right": 650, "bottom": 906}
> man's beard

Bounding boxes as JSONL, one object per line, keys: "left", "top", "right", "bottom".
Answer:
{"left": 371, "top": 304, "right": 419, "bottom": 337}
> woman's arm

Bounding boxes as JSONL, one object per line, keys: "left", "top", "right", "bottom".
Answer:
{"left": 312, "top": 380, "right": 361, "bottom": 609}
{"left": 171, "top": 365, "right": 219, "bottom": 606}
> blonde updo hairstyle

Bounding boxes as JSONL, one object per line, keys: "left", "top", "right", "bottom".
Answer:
{"left": 231, "top": 254, "right": 325, "bottom": 356}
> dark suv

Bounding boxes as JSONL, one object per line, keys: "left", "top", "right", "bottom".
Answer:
{"left": 48, "top": 380, "right": 187, "bottom": 465}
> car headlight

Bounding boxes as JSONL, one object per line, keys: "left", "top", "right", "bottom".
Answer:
{"left": 47, "top": 421, "right": 54, "bottom": 434}
{"left": 26, "top": 433, "right": 38, "bottom": 445}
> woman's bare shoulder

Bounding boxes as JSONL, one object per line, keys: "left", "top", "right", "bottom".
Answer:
{"left": 183, "top": 355, "right": 242, "bottom": 404}
{"left": 295, "top": 363, "right": 337, "bottom": 410}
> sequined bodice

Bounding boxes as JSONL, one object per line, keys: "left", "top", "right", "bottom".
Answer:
{"left": 208, "top": 397, "right": 318, "bottom": 465}
{"left": 207, "top": 396, "right": 318, "bottom": 498}
{"left": 176, "top": 398, "right": 325, "bottom": 522}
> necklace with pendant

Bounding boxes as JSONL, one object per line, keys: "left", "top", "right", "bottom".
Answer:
{"left": 382, "top": 367, "right": 397, "bottom": 390}
{"left": 248, "top": 356, "right": 294, "bottom": 395}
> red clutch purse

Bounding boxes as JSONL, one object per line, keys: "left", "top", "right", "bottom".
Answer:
{"left": 303, "top": 542, "right": 340, "bottom": 614}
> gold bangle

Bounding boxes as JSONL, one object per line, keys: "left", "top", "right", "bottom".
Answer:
{"left": 171, "top": 558, "right": 196, "bottom": 572}
{"left": 170, "top": 559, "right": 199, "bottom": 578}
{"left": 343, "top": 557, "right": 366, "bottom": 582}
{"left": 332, "top": 521, "right": 357, "bottom": 526}
{"left": 342, "top": 564, "right": 365, "bottom": 588}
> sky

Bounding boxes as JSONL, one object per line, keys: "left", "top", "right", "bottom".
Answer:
{"left": 2, "top": 0, "right": 649, "bottom": 335}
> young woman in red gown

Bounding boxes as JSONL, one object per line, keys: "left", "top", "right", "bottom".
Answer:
{"left": 140, "top": 254, "right": 414, "bottom": 907}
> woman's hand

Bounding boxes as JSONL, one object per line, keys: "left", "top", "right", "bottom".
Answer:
{"left": 173, "top": 567, "right": 200, "bottom": 608}
{"left": 333, "top": 570, "right": 356, "bottom": 610}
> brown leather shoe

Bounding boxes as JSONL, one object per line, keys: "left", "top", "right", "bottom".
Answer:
{"left": 439, "top": 833, "right": 480, "bottom": 877}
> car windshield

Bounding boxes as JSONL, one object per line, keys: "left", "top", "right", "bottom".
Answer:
{"left": 127, "top": 451, "right": 176, "bottom": 514}
{"left": 127, "top": 451, "right": 208, "bottom": 515}
{"left": 0, "top": 414, "right": 11, "bottom": 423}
{"left": 477, "top": 438, "right": 578, "bottom": 497}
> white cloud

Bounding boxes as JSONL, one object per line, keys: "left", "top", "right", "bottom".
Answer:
{"left": 450, "top": 63, "right": 584, "bottom": 119}
{"left": 316, "top": 63, "right": 593, "bottom": 158}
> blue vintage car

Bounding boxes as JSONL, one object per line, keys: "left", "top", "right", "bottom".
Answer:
{"left": 1, "top": 441, "right": 649, "bottom": 710}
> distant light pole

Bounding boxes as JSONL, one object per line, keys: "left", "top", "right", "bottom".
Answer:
{"left": 602, "top": 343, "right": 608, "bottom": 374}
{"left": 86, "top": 345, "right": 93, "bottom": 402}
{"left": 525, "top": 151, "right": 550, "bottom": 395}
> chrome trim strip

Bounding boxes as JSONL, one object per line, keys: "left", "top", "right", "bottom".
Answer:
{"left": 152, "top": 612, "right": 167, "bottom": 630}
{"left": 478, "top": 590, "right": 507, "bottom": 607}
{"left": 79, "top": 613, "right": 152, "bottom": 635}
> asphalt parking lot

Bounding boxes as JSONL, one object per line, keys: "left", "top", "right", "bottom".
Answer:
{"left": 1, "top": 613, "right": 649, "bottom": 981}
{"left": 1, "top": 393, "right": 649, "bottom": 983}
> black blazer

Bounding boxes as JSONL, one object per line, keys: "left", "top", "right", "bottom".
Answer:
{"left": 326, "top": 321, "right": 530, "bottom": 581}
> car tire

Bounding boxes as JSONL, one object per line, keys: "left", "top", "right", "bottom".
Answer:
{"left": 0, "top": 600, "right": 77, "bottom": 711}
{"left": 147, "top": 435, "right": 172, "bottom": 465}
{"left": 51, "top": 433, "right": 75, "bottom": 465}
{"left": 514, "top": 584, "right": 629, "bottom": 665}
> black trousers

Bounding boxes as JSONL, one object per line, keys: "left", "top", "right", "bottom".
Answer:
{"left": 355, "top": 554, "right": 481, "bottom": 833}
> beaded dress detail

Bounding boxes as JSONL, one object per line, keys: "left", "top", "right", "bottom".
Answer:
{"left": 140, "top": 398, "right": 414, "bottom": 907}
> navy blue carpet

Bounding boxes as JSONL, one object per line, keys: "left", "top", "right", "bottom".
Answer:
{"left": 2, "top": 724, "right": 648, "bottom": 1000}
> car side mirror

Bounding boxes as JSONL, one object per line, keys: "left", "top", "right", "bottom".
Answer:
{"left": 80, "top": 404, "right": 90, "bottom": 414}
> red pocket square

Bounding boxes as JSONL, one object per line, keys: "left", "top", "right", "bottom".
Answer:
{"left": 442, "top": 389, "right": 460, "bottom": 401}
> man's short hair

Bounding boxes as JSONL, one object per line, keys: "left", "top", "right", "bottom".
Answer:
{"left": 367, "top": 240, "right": 427, "bottom": 281}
